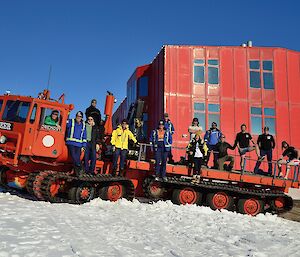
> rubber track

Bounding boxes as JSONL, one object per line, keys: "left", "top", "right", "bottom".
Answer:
{"left": 26, "top": 172, "right": 39, "bottom": 196}
{"left": 39, "top": 172, "right": 135, "bottom": 204}
{"left": 143, "top": 176, "right": 293, "bottom": 213}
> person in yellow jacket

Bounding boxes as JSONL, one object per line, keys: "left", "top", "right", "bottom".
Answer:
{"left": 111, "top": 119, "right": 137, "bottom": 176}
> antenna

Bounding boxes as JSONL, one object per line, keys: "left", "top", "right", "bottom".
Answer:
{"left": 47, "top": 65, "right": 52, "bottom": 90}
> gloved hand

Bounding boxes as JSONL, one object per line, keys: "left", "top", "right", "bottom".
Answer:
{"left": 81, "top": 147, "right": 86, "bottom": 152}
{"left": 112, "top": 146, "right": 116, "bottom": 152}
{"left": 96, "top": 144, "right": 100, "bottom": 152}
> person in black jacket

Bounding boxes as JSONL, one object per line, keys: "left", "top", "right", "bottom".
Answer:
{"left": 85, "top": 99, "right": 101, "bottom": 127}
{"left": 84, "top": 116, "right": 101, "bottom": 174}
{"left": 254, "top": 127, "right": 275, "bottom": 175}
{"left": 216, "top": 135, "right": 235, "bottom": 171}
{"left": 277, "top": 141, "right": 299, "bottom": 179}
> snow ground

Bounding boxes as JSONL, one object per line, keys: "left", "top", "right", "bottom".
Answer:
{"left": 0, "top": 191, "right": 300, "bottom": 257}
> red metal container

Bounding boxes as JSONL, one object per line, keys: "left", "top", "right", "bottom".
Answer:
{"left": 114, "top": 45, "right": 300, "bottom": 169}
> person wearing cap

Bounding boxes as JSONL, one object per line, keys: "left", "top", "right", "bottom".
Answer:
{"left": 188, "top": 117, "right": 203, "bottom": 141}
{"left": 44, "top": 110, "right": 61, "bottom": 129}
{"left": 66, "top": 111, "right": 87, "bottom": 176}
{"left": 186, "top": 131, "right": 207, "bottom": 176}
{"left": 215, "top": 135, "right": 235, "bottom": 171}
{"left": 277, "top": 141, "right": 299, "bottom": 179}
{"left": 254, "top": 126, "right": 275, "bottom": 176}
{"left": 111, "top": 119, "right": 137, "bottom": 176}
{"left": 164, "top": 113, "right": 175, "bottom": 163}
{"left": 150, "top": 120, "right": 173, "bottom": 181}
{"left": 85, "top": 99, "right": 101, "bottom": 127}
{"left": 204, "top": 122, "right": 223, "bottom": 169}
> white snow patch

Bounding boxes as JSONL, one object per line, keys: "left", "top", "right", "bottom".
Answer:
{"left": 0, "top": 192, "right": 299, "bottom": 257}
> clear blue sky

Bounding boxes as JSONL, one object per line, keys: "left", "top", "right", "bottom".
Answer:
{"left": 0, "top": 0, "right": 299, "bottom": 116}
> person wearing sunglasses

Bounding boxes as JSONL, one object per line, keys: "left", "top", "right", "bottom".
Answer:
{"left": 44, "top": 110, "right": 61, "bottom": 130}
{"left": 66, "top": 111, "right": 87, "bottom": 176}
{"left": 215, "top": 135, "right": 235, "bottom": 171}
{"left": 84, "top": 116, "right": 101, "bottom": 174}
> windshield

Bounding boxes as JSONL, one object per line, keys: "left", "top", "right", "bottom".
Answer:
{"left": 2, "top": 100, "right": 31, "bottom": 123}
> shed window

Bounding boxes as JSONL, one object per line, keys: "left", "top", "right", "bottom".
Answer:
{"left": 193, "top": 59, "right": 205, "bottom": 84}
{"left": 208, "top": 59, "right": 219, "bottom": 85}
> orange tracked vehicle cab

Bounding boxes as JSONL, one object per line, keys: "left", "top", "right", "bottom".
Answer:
{"left": 0, "top": 90, "right": 73, "bottom": 167}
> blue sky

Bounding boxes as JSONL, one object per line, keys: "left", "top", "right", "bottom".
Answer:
{"left": 0, "top": 0, "right": 299, "bottom": 116}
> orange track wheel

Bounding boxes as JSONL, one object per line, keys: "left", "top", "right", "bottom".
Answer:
{"left": 207, "top": 191, "right": 234, "bottom": 210}
{"left": 270, "top": 196, "right": 285, "bottom": 211}
{"left": 237, "top": 198, "right": 264, "bottom": 216}
{"left": 68, "top": 182, "right": 95, "bottom": 204}
{"left": 99, "top": 182, "right": 125, "bottom": 202}
{"left": 172, "top": 187, "right": 201, "bottom": 205}
{"left": 148, "top": 181, "right": 164, "bottom": 199}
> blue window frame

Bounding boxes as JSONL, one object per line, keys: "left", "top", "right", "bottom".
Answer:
{"left": 194, "top": 102, "right": 206, "bottom": 129}
{"left": 193, "top": 59, "right": 205, "bottom": 84}
{"left": 249, "top": 60, "right": 274, "bottom": 89}
{"left": 208, "top": 59, "right": 219, "bottom": 85}
{"left": 208, "top": 103, "right": 220, "bottom": 127}
{"left": 138, "top": 76, "right": 148, "bottom": 97}
{"left": 251, "top": 107, "right": 276, "bottom": 134}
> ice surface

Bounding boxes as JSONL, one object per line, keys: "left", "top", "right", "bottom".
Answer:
{"left": 0, "top": 192, "right": 299, "bottom": 257}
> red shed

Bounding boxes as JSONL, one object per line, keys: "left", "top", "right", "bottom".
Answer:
{"left": 114, "top": 44, "right": 300, "bottom": 169}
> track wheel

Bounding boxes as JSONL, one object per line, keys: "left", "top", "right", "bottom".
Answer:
{"left": 146, "top": 180, "right": 165, "bottom": 199}
{"left": 99, "top": 182, "right": 124, "bottom": 201}
{"left": 207, "top": 191, "right": 234, "bottom": 211}
{"left": 237, "top": 198, "right": 264, "bottom": 216}
{"left": 270, "top": 196, "right": 290, "bottom": 213}
{"left": 172, "top": 187, "right": 201, "bottom": 205}
{"left": 68, "top": 182, "right": 95, "bottom": 204}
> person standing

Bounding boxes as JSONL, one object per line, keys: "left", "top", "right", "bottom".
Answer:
{"left": 254, "top": 127, "right": 275, "bottom": 175}
{"left": 216, "top": 135, "right": 235, "bottom": 171}
{"left": 85, "top": 99, "right": 101, "bottom": 127}
{"left": 66, "top": 111, "right": 87, "bottom": 176}
{"left": 187, "top": 132, "right": 206, "bottom": 176}
{"left": 234, "top": 124, "right": 261, "bottom": 171}
{"left": 188, "top": 117, "right": 202, "bottom": 141}
{"left": 204, "top": 122, "right": 222, "bottom": 169}
{"left": 111, "top": 119, "right": 137, "bottom": 176}
{"left": 164, "top": 113, "right": 175, "bottom": 163}
{"left": 84, "top": 116, "right": 101, "bottom": 174}
{"left": 150, "top": 120, "right": 173, "bottom": 181}
{"left": 277, "top": 141, "right": 299, "bottom": 179}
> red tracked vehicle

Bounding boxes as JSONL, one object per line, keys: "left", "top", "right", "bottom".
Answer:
{"left": 0, "top": 89, "right": 298, "bottom": 216}
{"left": 0, "top": 90, "right": 134, "bottom": 203}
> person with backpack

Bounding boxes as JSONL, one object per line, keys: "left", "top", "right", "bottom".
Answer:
{"left": 204, "top": 122, "right": 222, "bottom": 169}
{"left": 277, "top": 141, "right": 299, "bottom": 179}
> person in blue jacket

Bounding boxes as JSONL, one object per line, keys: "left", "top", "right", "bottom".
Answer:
{"left": 66, "top": 111, "right": 87, "bottom": 176}
{"left": 163, "top": 113, "right": 175, "bottom": 164}
{"left": 150, "top": 120, "right": 173, "bottom": 181}
{"left": 204, "top": 122, "right": 222, "bottom": 169}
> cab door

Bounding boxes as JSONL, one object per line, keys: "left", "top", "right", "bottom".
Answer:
{"left": 31, "top": 106, "right": 66, "bottom": 160}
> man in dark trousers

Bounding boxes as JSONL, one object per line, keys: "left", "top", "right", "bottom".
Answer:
{"left": 234, "top": 124, "right": 261, "bottom": 171}
{"left": 85, "top": 99, "right": 101, "bottom": 127}
{"left": 163, "top": 113, "right": 175, "bottom": 164}
{"left": 216, "top": 135, "right": 235, "bottom": 171}
{"left": 254, "top": 126, "right": 275, "bottom": 175}
{"left": 204, "top": 122, "right": 222, "bottom": 169}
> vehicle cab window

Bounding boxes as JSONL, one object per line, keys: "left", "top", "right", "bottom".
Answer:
{"left": 2, "top": 100, "right": 31, "bottom": 123}
{"left": 39, "top": 108, "right": 62, "bottom": 131}
{"left": 0, "top": 100, "right": 3, "bottom": 113}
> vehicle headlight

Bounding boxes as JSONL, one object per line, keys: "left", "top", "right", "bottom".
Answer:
{"left": 0, "top": 135, "right": 7, "bottom": 144}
